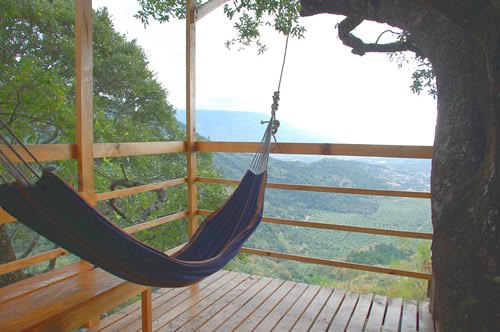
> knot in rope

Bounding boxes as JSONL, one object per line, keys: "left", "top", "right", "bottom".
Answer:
{"left": 271, "top": 91, "right": 280, "bottom": 116}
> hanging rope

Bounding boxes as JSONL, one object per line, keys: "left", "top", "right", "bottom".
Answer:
{"left": 265, "top": 32, "right": 291, "bottom": 132}
{"left": 251, "top": 33, "right": 291, "bottom": 174}
{"left": 277, "top": 33, "right": 290, "bottom": 94}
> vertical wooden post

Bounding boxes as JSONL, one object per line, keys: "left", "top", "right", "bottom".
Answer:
{"left": 186, "top": 0, "right": 198, "bottom": 236}
{"left": 141, "top": 288, "right": 153, "bottom": 332}
{"left": 75, "top": 0, "right": 94, "bottom": 195}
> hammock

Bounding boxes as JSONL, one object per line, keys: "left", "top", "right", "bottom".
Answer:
{"left": 0, "top": 111, "right": 278, "bottom": 287}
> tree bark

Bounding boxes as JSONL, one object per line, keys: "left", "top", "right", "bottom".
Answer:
{"left": 300, "top": 0, "right": 499, "bottom": 330}
{"left": 0, "top": 224, "right": 25, "bottom": 287}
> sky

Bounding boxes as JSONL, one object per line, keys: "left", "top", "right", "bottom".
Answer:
{"left": 93, "top": 0, "right": 437, "bottom": 146}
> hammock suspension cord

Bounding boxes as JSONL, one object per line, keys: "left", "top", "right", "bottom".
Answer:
{"left": 251, "top": 33, "right": 290, "bottom": 174}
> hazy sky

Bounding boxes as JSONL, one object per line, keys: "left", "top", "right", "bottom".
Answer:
{"left": 93, "top": 0, "right": 437, "bottom": 146}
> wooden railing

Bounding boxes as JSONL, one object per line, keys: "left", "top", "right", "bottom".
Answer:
{"left": 0, "top": 141, "right": 433, "bottom": 283}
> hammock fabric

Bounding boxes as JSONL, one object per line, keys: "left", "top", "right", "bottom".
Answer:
{"left": 0, "top": 113, "right": 277, "bottom": 287}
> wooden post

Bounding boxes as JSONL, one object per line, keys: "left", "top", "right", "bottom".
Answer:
{"left": 75, "top": 0, "right": 94, "bottom": 194}
{"left": 186, "top": 0, "right": 198, "bottom": 236}
{"left": 141, "top": 288, "right": 153, "bottom": 332}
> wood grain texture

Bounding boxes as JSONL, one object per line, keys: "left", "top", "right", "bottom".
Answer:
{"left": 196, "top": 141, "right": 433, "bottom": 158}
{"left": 197, "top": 209, "right": 433, "bottom": 240}
{"left": 241, "top": 247, "right": 433, "bottom": 280}
{"left": 95, "top": 271, "right": 435, "bottom": 331}
{"left": 96, "top": 177, "right": 187, "bottom": 201}
{"left": 0, "top": 261, "right": 92, "bottom": 304}
{"left": 0, "top": 268, "right": 147, "bottom": 331}
{"left": 197, "top": 176, "right": 432, "bottom": 199}
{"left": 75, "top": 0, "right": 94, "bottom": 193}
{"left": 0, "top": 248, "right": 68, "bottom": 275}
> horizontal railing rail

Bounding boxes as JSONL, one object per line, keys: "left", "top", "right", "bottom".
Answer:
{"left": 0, "top": 141, "right": 186, "bottom": 163}
{"left": 197, "top": 209, "right": 432, "bottom": 240}
{"left": 241, "top": 248, "right": 433, "bottom": 280}
{"left": 197, "top": 141, "right": 433, "bottom": 158}
{"left": 197, "top": 177, "right": 431, "bottom": 199}
{"left": 95, "top": 177, "right": 187, "bottom": 201}
{"left": 0, "top": 141, "right": 433, "bottom": 280}
{"left": 0, "top": 248, "right": 68, "bottom": 275}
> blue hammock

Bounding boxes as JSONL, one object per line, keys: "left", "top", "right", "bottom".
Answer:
{"left": 0, "top": 114, "right": 277, "bottom": 287}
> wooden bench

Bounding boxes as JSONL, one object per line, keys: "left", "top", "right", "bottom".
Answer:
{"left": 0, "top": 261, "right": 152, "bottom": 331}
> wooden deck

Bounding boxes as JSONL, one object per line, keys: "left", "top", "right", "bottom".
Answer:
{"left": 89, "top": 270, "right": 434, "bottom": 331}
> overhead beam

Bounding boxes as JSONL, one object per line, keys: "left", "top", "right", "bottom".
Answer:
{"left": 195, "top": 0, "right": 228, "bottom": 21}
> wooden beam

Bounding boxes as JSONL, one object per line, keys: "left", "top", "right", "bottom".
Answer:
{"left": 0, "top": 144, "right": 74, "bottom": 163}
{"left": 75, "top": 0, "right": 94, "bottom": 193}
{"left": 197, "top": 209, "right": 432, "bottom": 240}
{"left": 0, "top": 209, "right": 16, "bottom": 225}
{"left": 197, "top": 177, "right": 432, "bottom": 199}
{"left": 123, "top": 211, "right": 188, "bottom": 234}
{"left": 241, "top": 247, "right": 432, "bottom": 280}
{"left": 262, "top": 216, "right": 433, "bottom": 239}
{"left": 0, "top": 142, "right": 185, "bottom": 164}
{"left": 195, "top": 0, "right": 227, "bottom": 21}
{"left": 196, "top": 141, "right": 434, "bottom": 159}
{"left": 0, "top": 249, "right": 68, "bottom": 275}
{"left": 186, "top": 0, "right": 198, "bottom": 237}
{"left": 93, "top": 141, "right": 185, "bottom": 158}
{"left": 141, "top": 288, "right": 153, "bottom": 332}
{"left": 95, "top": 178, "right": 187, "bottom": 201}
{"left": 0, "top": 141, "right": 431, "bottom": 163}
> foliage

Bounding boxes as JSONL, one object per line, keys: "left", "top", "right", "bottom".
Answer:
{"left": 390, "top": 52, "right": 436, "bottom": 98}
{"left": 0, "top": 0, "right": 226, "bottom": 283}
{"left": 138, "top": 0, "right": 435, "bottom": 94}
{"left": 137, "top": 0, "right": 305, "bottom": 54}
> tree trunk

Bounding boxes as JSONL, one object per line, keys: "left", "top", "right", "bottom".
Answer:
{"left": 300, "top": 0, "right": 499, "bottom": 330}
{"left": 0, "top": 224, "right": 25, "bottom": 287}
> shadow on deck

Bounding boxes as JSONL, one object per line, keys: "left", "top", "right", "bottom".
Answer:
{"left": 89, "top": 270, "right": 434, "bottom": 331}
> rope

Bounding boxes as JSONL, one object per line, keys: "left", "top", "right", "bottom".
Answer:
{"left": 277, "top": 33, "right": 290, "bottom": 93}
{"left": 250, "top": 33, "right": 290, "bottom": 174}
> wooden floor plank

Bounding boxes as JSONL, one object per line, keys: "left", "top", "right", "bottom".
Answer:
{"left": 346, "top": 293, "right": 374, "bottom": 332}
{"left": 274, "top": 284, "right": 321, "bottom": 331}
{"left": 364, "top": 294, "right": 388, "bottom": 332}
{"left": 310, "top": 288, "right": 346, "bottom": 331}
{"left": 328, "top": 291, "right": 360, "bottom": 331}
{"left": 401, "top": 299, "right": 418, "bottom": 332}
{"left": 418, "top": 302, "right": 435, "bottom": 332}
{"left": 176, "top": 275, "right": 261, "bottom": 331}
{"left": 137, "top": 271, "right": 240, "bottom": 331}
{"left": 206, "top": 278, "right": 282, "bottom": 331}
{"left": 101, "top": 270, "right": 229, "bottom": 332}
{"left": 291, "top": 286, "right": 334, "bottom": 332}
{"left": 100, "top": 285, "right": 189, "bottom": 331}
{"left": 98, "top": 272, "right": 435, "bottom": 332}
{"left": 383, "top": 297, "right": 403, "bottom": 332}
{"left": 235, "top": 280, "right": 296, "bottom": 331}
{"left": 254, "top": 282, "right": 309, "bottom": 331}
{"left": 157, "top": 273, "right": 251, "bottom": 331}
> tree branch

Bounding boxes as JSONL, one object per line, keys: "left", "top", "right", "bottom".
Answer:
{"left": 19, "top": 234, "right": 41, "bottom": 259}
{"left": 337, "top": 15, "right": 419, "bottom": 56}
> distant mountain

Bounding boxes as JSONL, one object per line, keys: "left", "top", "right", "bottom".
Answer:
{"left": 175, "top": 109, "right": 335, "bottom": 143}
